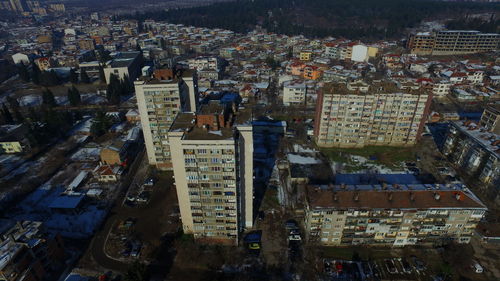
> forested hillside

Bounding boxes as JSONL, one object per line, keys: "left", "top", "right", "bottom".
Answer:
{"left": 121, "top": 0, "right": 499, "bottom": 40}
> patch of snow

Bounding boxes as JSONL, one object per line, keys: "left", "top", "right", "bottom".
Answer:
{"left": 287, "top": 154, "right": 321, "bottom": 165}
{"left": 19, "top": 94, "right": 42, "bottom": 107}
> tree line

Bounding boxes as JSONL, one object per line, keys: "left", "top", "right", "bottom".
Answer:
{"left": 119, "top": 0, "right": 499, "bottom": 40}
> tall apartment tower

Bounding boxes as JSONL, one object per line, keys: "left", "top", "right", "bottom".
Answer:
{"left": 314, "top": 81, "right": 431, "bottom": 147}
{"left": 134, "top": 70, "right": 198, "bottom": 170}
{"left": 168, "top": 102, "right": 253, "bottom": 245}
{"left": 10, "top": 0, "right": 26, "bottom": 12}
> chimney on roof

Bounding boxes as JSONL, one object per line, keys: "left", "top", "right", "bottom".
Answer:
{"left": 388, "top": 192, "right": 393, "bottom": 201}
{"left": 434, "top": 193, "right": 441, "bottom": 201}
{"left": 409, "top": 192, "right": 415, "bottom": 202}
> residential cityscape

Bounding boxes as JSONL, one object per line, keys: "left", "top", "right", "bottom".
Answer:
{"left": 0, "top": 0, "right": 499, "bottom": 281}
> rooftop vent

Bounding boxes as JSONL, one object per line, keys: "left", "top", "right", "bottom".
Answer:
{"left": 434, "top": 193, "right": 441, "bottom": 201}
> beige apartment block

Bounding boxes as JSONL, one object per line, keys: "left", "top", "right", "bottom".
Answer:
{"left": 313, "top": 81, "right": 432, "bottom": 148}
{"left": 479, "top": 105, "right": 500, "bottom": 134}
{"left": 304, "top": 184, "right": 487, "bottom": 247}
{"left": 168, "top": 103, "right": 253, "bottom": 245}
{"left": 408, "top": 30, "right": 500, "bottom": 56}
{"left": 134, "top": 70, "right": 198, "bottom": 170}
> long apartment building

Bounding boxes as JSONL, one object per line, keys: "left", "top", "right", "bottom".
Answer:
{"left": 313, "top": 81, "right": 431, "bottom": 148}
{"left": 441, "top": 120, "right": 500, "bottom": 202}
{"left": 0, "top": 221, "right": 66, "bottom": 281}
{"left": 408, "top": 30, "right": 500, "bottom": 56}
{"left": 134, "top": 70, "right": 198, "bottom": 170}
{"left": 167, "top": 101, "right": 253, "bottom": 245}
{"left": 304, "top": 183, "right": 487, "bottom": 247}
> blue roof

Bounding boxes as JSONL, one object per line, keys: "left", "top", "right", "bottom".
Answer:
{"left": 335, "top": 174, "right": 420, "bottom": 185}
{"left": 64, "top": 274, "right": 89, "bottom": 281}
{"left": 49, "top": 195, "right": 85, "bottom": 209}
{"left": 220, "top": 93, "right": 241, "bottom": 104}
{"left": 244, "top": 232, "right": 262, "bottom": 243}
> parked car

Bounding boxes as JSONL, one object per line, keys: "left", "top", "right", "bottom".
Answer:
{"left": 401, "top": 258, "right": 412, "bottom": 273}
{"left": 285, "top": 219, "right": 298, "bottom": 230}
{"left": 143, "top": 178, "right": 154, "bottom": 186}
{"left": 385, "top": 259, "right": 397, "bottom": 274}
{"left": 130, "top": 242, "right": 142, "bottom": 258}
{"left": 248, "top": 243, "right": 260, "bottom": 250}
{"left": 471, "top": 260, "right": 483, "bottom": 273}
{"left": 136, "top": 191, "right": 151, "bottom": 203}
{"left": 410, "top": 255, "right": 425, "bottom": 271}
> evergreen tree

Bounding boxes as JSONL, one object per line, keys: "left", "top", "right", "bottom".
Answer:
{"left": 98, "top": 64, "right": 106, "bottom": 83}
{"left": 90, "top": 111, "right": 114, "bottom": 137}
{"left": 69, "top": 68, "right": 79, "bottom": 84}
{"left": 6, "top": 96, "right": 20, "bottom": 111}
{"left": 1, "top": 103, "right": 14, "bottom": 124}
{"left": 80, "top": 68, "right": 90, "bottom": 84}
{"left": 67, "top": 85, "right": 81, "bottom": 106}
{"left": 31, "top": 62, "right": 41, "bottom": 85}
{"left": 13, "top": 108, "right": 24, "bottom": 123}
{"left": 107, "top": 74, "right": 121, "bottom": 104}
{"left": 124, "top": 261, "right": 150, "bottom": 281}
{"left": 98, "top": 49, "right": 112, "bottom": 63}
{"left": 39, "top": 70, "right": 60, "bottom": 86}
{"left": 121, "top": 75, "right": 132, "bottom": 95}
{"left": 27, "top": 107, "right": 39, "bottom": 122}
{"left": 160, "top": 37, "right": 167, "bottom": 50}
{"left": 42, "top": 88, "right": 57, "bottom": 108}
{"left": 17, "top": 63, "right": 30, "bottom": 82}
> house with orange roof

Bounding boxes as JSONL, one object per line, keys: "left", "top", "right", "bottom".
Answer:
{"left": 303, "top": 65, "right": 322, "bottom": 80}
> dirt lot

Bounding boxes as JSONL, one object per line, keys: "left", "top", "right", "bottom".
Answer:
{"left": 77, "top": 170, "right": 180, "bottom": 277}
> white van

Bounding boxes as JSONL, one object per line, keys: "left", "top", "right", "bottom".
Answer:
{"left": 472, "top": 261, "right": 483, "bottom": 273}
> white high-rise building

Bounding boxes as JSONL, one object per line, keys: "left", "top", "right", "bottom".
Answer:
{"left": 134, "top": 70, "right": 198, "bottom": 170}
{"left": 168, "top": 102, "right": 253, "bottom": 244}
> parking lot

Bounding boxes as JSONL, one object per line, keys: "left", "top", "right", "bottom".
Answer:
{"left": 324, "top": 255, "right": 430, "bottom": 281}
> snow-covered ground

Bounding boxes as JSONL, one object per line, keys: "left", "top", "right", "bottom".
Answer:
{"left": 330, "top": 154, "right": 406, "bottom": 174}
{"left": 70, "top": 147, "right": 101, "bottom": 162}
{"left": 19, "top": 94, "right": 42, "bottom": 106}
{"left": 10, "top": 174, "right": 106, "bottom": 239}
{"left": 0, "top": 154, "right": 25, "bottom": 177}
{"left": 292, "top": 144, "right": 317, "bottom": 154}
{"left": 287, "top": 153, "right": 321, "bottom": 165}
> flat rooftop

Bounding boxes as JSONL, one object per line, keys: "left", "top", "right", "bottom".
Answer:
{"left": 306, "top": 183, "right": 486, "bottom": 210}
{"left": 451, "top": 121, "right": 500, "bottom": 157}
{"left": 170, "top": 107, "right": 252, "bottom": 141}
{"left": 322, "top": 81, "right": 428, "bottom": 96}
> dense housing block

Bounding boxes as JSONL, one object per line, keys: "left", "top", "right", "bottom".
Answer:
{"left": 313, "top": 81, "right": 431, "bottom": 147}
{"left": 304, "top": 184, "right": 487, "bottom": 247}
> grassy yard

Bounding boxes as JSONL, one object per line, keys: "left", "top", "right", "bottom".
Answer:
{"left": 321, "top": 146, "right": 416, "bottom": 168}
